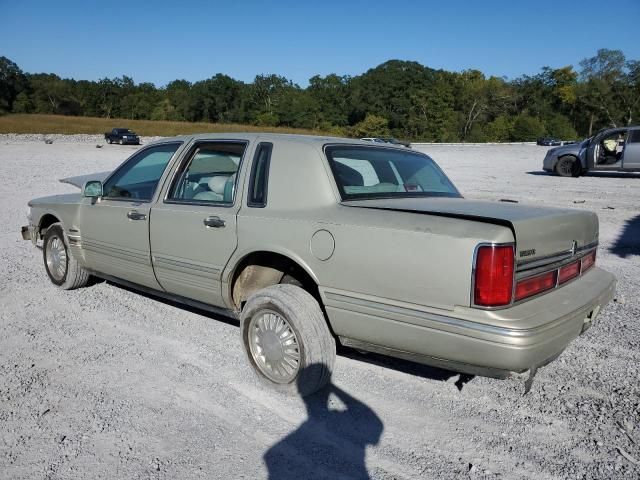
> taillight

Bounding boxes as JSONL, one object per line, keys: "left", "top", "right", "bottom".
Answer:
{"left": 515, "top": 271, "right": 557, "bottom": 301}
{"left": 474, "top": 245, "right": 514, "bottom": 307}
{"left": 558, "top": 260, "right": 580, "bottom": 284}
{"left": 581, "top": 250, "right": 596, "bottom": 272}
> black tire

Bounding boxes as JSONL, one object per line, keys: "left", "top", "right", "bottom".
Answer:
{"left": 43, "top": 223, "right": 90, "bottom": 290}
{"left": 107, "top": 138, "right": 112, "bottom": 144}
{"left": 118, "top": 139, "right": 123, "bottom": 145}
{"left": 240, "top": 284, "right": 335, "bottom": 396}
{"left": 555, "top": 156, "right": 581, "bottom": 177}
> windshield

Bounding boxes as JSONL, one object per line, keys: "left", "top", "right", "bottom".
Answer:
{"left": 326, "top": 145, "right": 460, "bottom": 200}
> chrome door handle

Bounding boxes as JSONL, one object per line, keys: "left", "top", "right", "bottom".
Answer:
{"left": 203, "top": 216, "right": 225, "bottom": 228}
{"left": 127, "top": 210, "right": 147, "bottom": 221}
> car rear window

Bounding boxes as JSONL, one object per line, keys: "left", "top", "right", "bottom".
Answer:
{"left": 325, "top": 145, "right": 460, "bottom": 200}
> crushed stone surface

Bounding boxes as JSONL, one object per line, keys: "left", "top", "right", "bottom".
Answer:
{"left": 1, "top": 137, "right": 638, "bottom": 479}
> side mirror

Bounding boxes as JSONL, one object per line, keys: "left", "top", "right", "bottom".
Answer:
{"left": 83, "top": 180, "right": 103, "bottom": 198}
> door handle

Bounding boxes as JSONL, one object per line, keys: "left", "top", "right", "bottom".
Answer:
{"left": 203, "top": 216, "right": 225, "bottom": 228}
{"left": 127, "top": 210, "right": 147, "bottom": 221}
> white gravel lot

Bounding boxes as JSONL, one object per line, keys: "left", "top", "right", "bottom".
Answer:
{"left": 1, "top": 135, "right": 638, "bottom": 479}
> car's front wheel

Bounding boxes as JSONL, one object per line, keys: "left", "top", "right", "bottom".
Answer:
{"left": 43, "top": 223, "right": 90, "bottom": 290}
{"left": 555, "top": 156, "right": 581, "bottom": 177}
{"left": 240, "top": 284, "right": 335, "bottom": 396}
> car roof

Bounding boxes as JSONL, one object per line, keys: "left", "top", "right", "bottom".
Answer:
{"left": 146, "top": 133, "right": 407, "bottom": 149}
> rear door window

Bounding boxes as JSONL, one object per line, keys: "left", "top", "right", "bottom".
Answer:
{"left": 168, "top": 142, "right": 247, "bottom": 204}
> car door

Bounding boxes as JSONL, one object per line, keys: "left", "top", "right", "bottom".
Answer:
{"left": 79, "top": 142, "right": 183, "bottom": 288}
{"left": 149, "top": 140, "right": 250, "bottom": 307}
{"left": 622, "top": 129, "right": 640, "bottom": 169}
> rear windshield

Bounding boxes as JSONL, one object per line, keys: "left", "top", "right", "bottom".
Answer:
{"left": 325, "top": 145, "right": 460, "bottom": 200}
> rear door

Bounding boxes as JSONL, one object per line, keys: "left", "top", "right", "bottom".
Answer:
{"left": 149, "top": 140, "right": 250, "bottom": 307}
{"left": 623, "top": 129, "right": 640, "bottom": 169}
{"left": 79, "top": 142, "right": 182, "bottom": 288}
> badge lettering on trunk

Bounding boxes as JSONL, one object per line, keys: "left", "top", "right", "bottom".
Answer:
{"left": 519, "top": 249, "right": 536, "bottom": 258}
{"left": 570, "top": 240, "right": 578, "bottom": 256}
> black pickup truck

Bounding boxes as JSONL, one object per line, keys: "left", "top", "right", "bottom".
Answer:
{"left": 104, "top": 128, "right": 140, "bottom": 145}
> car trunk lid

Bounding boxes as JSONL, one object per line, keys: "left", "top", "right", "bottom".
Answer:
{"left": 341, "top": 197, "right": 598, "bottom": 265}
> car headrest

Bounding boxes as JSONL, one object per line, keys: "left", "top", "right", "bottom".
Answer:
{"left": 208, "top": 176, "right": 228, "bottom": 195}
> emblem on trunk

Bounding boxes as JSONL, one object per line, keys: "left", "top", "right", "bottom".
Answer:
{"left": 519, "top": 248, "right": 536, "bottom": 258}
{"left": 570, "top": 240, "right": 578, "bottom": 256}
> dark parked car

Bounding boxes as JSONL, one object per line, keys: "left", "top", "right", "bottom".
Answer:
{"left": 537, "top": 138, "right": 562, "bottom": 146}
{"left": 380, "top": 137, "right": 411, "bottom": 148}
{"left": 543, "top": 125, "right": 640, "bottom": 176}
{"left": 105, "top": 128, "right": 140, "bottom": 145}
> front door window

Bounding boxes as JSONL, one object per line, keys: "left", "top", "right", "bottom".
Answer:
{"left": 103, "top": 143, "right": 181, "bottom": 201}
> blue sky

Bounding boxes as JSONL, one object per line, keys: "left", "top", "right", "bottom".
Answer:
{"left": 2, "top": 0, "right": 639, "bottom": 87}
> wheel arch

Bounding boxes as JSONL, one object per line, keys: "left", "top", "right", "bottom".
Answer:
{"left": 227, "top": 249, "right": 323, "bottom": 311}
{"left": 38, "top": 213, "right": 62, "bottom": 237}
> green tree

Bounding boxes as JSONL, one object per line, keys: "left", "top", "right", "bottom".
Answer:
{"left": 350, "top": 114, "right": 390, "bottom": 138}
{"left": 0, "top": 56, "right": 28, "bottom": 113}
{"left": 511, "top": 115, "right": 546, "bottom": 141}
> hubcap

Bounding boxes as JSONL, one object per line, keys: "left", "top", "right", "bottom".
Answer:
{"left": 248, "top": 309, "right": 301, "bottom": 383}
{"left": 46, "top": 236, "right": 67, "bottom": 281}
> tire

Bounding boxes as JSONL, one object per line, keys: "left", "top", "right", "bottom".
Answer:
{"left": 555, "top": 156, "right": 581, "bottom": 177}
{"left": 107, "top": 138, "right": 112, "bottom": 144}
{"left": 118, "top": 139, "right": 123, "bottom": 145}
{"left": 240, "top": 284, "right": 335, "bottom": 396}
{"left": 43, "top": 223, "right": 90, "bottom": 290}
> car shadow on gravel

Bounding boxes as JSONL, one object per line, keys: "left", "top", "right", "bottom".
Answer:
{"left": 264, "top": 363, "right": 383, "bottom": 480}
{"left": 102, "top": 281, "right": 473, "bottom": 390}
{"left": 610, "top": 214, "right": 640, "bottom": 258}
{"left": 102, "top": 280, "right": 240, "bottom": 327}
{"left": 339, "top": 346, "right": 474, "bottom": 391}
{"left": 526, "top": 170, "right": 640, "bottom": 179}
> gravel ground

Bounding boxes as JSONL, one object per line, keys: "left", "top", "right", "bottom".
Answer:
{"left": 1, "top": 135, "right": 638, "bottom": 479}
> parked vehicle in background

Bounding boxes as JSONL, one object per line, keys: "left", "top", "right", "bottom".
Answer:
{"left": 360, "top": 137, "right": 386, "bottom": 143}
{"left": 537, "top": 138, "right": 562, "bottom": 146}
{"left": 105, "top": 128, "right": 141, "bottom": 145}
{"left": 380, "top": 137, "right": 411, "bottom": 148}
{"left": 22, "top": 134, "right": 615, "bottom": 396}
{"left": 543, "top": 125, "right": 640, "bottom": 176}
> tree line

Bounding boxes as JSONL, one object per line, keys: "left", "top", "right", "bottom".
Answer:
{"left": 1, "top": 49, "right": 638, "bottom": 141}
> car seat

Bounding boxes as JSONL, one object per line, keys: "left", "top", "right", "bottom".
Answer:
{"left": 193, "top": 175, "right": 228, "bottom": 202}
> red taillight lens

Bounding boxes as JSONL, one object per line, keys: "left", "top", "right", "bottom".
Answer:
{"left": 515, "top": 271, "right": 557, "bottom": 301}
{"left": 558, "top": 260, "right": 580, "bottom": 284}
{"left": 581, "top": 250, "right": 596, "bottom": 272}
{"left": 474, "top": 245, "right": 514, "bottom": 307}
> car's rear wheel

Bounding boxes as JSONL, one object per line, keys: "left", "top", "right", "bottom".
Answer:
{"left": 240, "top": 284, "right": 335, "bottom": 396}
{"left": 43, "top": 223, "right": 90, "bottom": 290}
{"left": 555, "top": 156, "right": 580, "bottom": 177}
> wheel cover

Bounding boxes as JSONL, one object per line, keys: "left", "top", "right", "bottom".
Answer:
{"left": 46, "top": 235, "right": 67, "bottom": 281}
{"left": 248, "top": 309, "right": 301, "bottom": 384}
{"left": 559, "top": 159, "right": 574, "bottom": 175}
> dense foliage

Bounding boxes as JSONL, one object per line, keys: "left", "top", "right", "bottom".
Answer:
{"left": 1, "top": 49, "right": 638, "bottom": 141}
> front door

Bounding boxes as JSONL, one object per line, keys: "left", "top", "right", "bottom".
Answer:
{"left": 79, "top": 142, "right": 182, "bottom": 288}
{"left": 149, "top": 141, "right": 249, "bottom": 307}
{"left": 623, "top": 129, "right": 640, "bottom": 169}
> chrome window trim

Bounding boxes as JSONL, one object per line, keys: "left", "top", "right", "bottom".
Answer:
{"left": 163, "top": 139, "right": 249, "bottom": 208}
{"left": 100, "top": 141, "right": 184, "bottom": 202}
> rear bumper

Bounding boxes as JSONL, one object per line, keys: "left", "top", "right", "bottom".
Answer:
{"left": 324, "top": 267, "right": 616, "bottom": 376}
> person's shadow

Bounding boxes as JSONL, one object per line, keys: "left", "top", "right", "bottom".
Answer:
{"left": 264, "top": 363, "right": 383, "bottom": 480}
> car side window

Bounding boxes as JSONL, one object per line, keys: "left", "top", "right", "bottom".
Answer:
{"left": 628, "top": 130, "right": 640, "bottom": 144}
{"left": 102, "top": 143, "right": 181, "bottom": 201}
{"left": 168, "top": 142, "right": 247, "bottom": 204}
{"left": 247, "top": 142, "right": 272, "bottom": 208}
